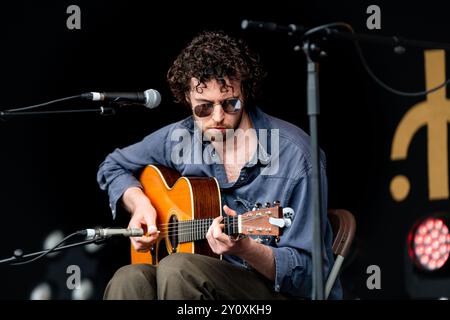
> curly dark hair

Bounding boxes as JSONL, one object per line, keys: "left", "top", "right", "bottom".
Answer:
{"left": 167, "top": 30, "right": 265, "bottom": 107}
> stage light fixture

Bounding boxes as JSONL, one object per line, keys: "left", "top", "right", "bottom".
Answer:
{"left": 408, "top": 214, "right": 450, "bottom": 272}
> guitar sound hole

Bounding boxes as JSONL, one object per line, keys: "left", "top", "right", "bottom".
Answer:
{"left": 168, "top": 215, "right": 179, "bottom": 252}
{"left": 157, "top": 240, "right": 168, "bottom": 262}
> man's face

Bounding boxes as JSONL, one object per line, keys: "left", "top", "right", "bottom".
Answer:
{"left": 187, "top": 78, "right": 244, "bottom": 142}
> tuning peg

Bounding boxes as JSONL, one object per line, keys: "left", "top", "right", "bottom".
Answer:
{"left": 265, "top": 202, "right": 271, "bottom": 208}
{"left": 252, "top": 202, "right": 262, "bottom": 211}
{"left": 273, "top": 200, "right": 280, "bottom": 207}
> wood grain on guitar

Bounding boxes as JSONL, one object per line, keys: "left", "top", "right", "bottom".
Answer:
{"left": 131, "top": 165, "right": 284, "bottom": 265}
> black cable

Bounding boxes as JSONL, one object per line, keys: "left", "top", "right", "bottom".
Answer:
{"left": 304, "top": 22, "right": 450, "bottom": 97}
{"left": 10, "top": 231, "right": 84, "bottom": 266}
{"left": 352, "top": 39, "right": 450, "bottom": 97}
{"left": 303, "top": 22, "right": 353, "bottom": 39}
{"left": 4, "top": 95, "right": 81, "bottom": 113}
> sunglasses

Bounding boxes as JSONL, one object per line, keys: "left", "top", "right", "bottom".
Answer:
{"left": 193, "top": 98, "right": 242, "bottom": 118}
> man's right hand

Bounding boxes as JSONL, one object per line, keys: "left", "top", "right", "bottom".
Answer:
{"left": 123, "top": 187, "right": 159, "bottom": 252}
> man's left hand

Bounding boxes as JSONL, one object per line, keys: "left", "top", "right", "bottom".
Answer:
{"left": 206, "top": 205, "right": 253, "bottom": 256}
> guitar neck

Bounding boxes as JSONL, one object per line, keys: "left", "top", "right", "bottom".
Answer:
{"left": 176, "top": 217, "right": 239, "bottom": 243}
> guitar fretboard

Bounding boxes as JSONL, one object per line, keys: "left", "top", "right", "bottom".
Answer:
{"left": 176, "top": 217, "right": 239, "bottom": 243}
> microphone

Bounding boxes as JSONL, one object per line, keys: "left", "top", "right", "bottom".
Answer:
{"left": 80, "top": 228, "right": 145, "bottom": 238}
{"left": 241, "top": 19, "right": 305, "bottom": 35}
{"left": 81, "top": 89, "right": 161, "bottom": 109}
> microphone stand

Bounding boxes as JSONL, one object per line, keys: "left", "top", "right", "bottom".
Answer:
{"left": 0, "top": 89, "right": 161, "bottom": 121}
{"left": 0, "top": 237, "right": 108, "bottom": 266}
{"left": 243, "top": 20, "right": 450, "bottom": 300}
{"left": 0, "top": 106, "right": 115, "bottom": 120}
{"left": 298, "top": 23, "right": 450, "bottom": 300}
{"left": 300, "top": 23, "right": 450, "bottom": 300}
{"left": 302, "top": 39, "right": 325, "bottom": 300}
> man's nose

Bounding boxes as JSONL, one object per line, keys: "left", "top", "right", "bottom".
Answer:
{"left": 211, "top": 104, "right": 225, "bottom": 123}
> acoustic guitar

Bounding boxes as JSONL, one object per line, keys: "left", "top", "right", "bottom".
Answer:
{"left": 131, "top": 165, "right": 287, "bottom": 265}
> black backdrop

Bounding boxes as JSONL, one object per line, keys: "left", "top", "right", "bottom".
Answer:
{"left": 1, "top": 0, "right": 450, "bottom": 299}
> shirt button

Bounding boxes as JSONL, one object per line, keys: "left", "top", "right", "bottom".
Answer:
{"left": 240, "top": 177, "right": 245, "bottom": 181}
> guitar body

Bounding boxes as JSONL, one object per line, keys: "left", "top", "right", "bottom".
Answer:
{"left": 131, "top": 165, "right": 222, "bottom": 265}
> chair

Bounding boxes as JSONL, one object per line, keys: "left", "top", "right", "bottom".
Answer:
{"left": 325, "top": 209, "right": 356, "bottom": 299}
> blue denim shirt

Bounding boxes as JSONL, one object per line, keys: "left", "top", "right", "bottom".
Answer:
{"left": 97, "top": 106, "right": 342, "bottom": 299}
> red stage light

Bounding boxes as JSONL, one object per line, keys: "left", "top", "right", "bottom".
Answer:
{"left": 409, "top": 217, "right": 450, "bottom": 271}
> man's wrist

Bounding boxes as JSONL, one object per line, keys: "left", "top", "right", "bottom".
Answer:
{"left": 123, "top": 187, "right": 151, "bottom": 213}
{"left": 235, "top": 236, "right": 256, "bottom": 259}
{"left": 236, "top": 238, "right": 276, "bottom": 281}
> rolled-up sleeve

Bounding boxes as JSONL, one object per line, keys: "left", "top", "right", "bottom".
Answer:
{"left": 271, "top": 164, "right": 340, "bottom": 299}
{"left": 97, "top": 124, "right": 174, "bottom": 218}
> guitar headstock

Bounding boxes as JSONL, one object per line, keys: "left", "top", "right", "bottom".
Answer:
{"left": 238, "top": 201, "right": 284, "bottom": 237}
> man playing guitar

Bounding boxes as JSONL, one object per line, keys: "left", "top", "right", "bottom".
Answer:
{"left": 97, "top": 31, "right": 342, "bottom": 300}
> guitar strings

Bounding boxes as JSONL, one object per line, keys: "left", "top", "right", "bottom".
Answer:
{"left": 155, "top": 213, "right": 272, "bottom": 227}
{"left": 149, "top": 218, "right": 279, "bottom": 238}
{"left": 153, "top": 214, "right": 270, "bottom": 232}
{"left": 155, "top": 223, "right": 277, "bottom": 239}
{"left": 139, "top": 215, "right": 277, "bottom": 239}
{"left": 154, "top": 216, "right": 270, "bottom": 233}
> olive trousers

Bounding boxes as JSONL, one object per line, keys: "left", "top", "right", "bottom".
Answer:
{"left": 104, "top": 252, "right": 289, "bottom": 300}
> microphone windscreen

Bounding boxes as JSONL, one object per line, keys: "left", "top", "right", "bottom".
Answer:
{"left": 144, "top": 89, "right": 161, "bottom": 109}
